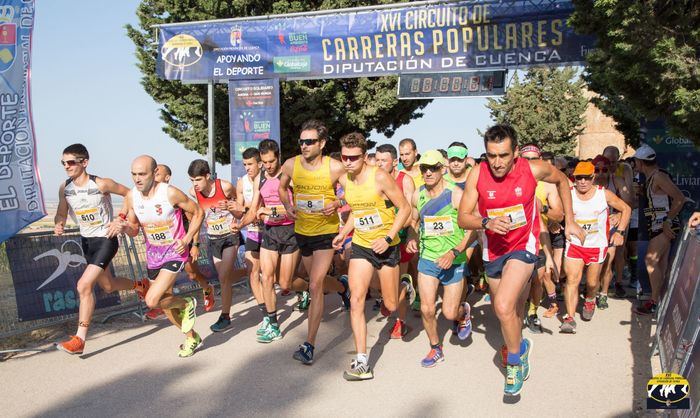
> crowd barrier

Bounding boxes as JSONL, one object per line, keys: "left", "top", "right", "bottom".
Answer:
{"left": 0, "top": 229, "right": 248, "bottom": 345}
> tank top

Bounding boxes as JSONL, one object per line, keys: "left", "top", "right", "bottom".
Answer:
{"left": 344, "top": 167, "right": 398, "bottom": 248}
{"left": 194, "top": 179, "right": 234, "bottom": 240}
{"left": 476, "top": 158, "right": 540, "bottom": 262}
{"left": 260, "top": 172, "right": 294, "bottom": 226}
{"left": 395, "top": 171, "right": 409, "bottom": 240}
{"left": 241, "top": 175, "right": 255, "bottom": 204}
{"left": 644, "top": 170, "right": 679, "bottom": 233}
{"left": 240, "top": 175, "right": 260, "bottom": 241}
{"left": 291, "top": 156, "right": 339, "bottom": 236}
{"left": 402, "top": 168, "right": 424, "bottom": 188}
{"left": 631, "top": 174, "right": 640, "bottom": 228}
{"left": 64, "top": 175, "right": 113, "bottom": 238}
{"left": 132, "top": 182, "right": 188, "bottom": 268}
{"left": 570, "top": 186, "right": 609, "bottom": 248}
{"left": 417, "top": 182, "right": 466, "bottom": 263}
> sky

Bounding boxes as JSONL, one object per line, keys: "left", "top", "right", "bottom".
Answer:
{"left": 33, "top": 1, "right": 492, "bottom": 202}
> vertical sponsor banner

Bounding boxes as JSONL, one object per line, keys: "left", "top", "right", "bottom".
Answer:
{"left": 0, "top": 1, "right": 45, "bottom": 243}
{"left": 5, "top": 233, "right": 120, "bottom": 322}
{"left": 228, "top": 78, "right": 280, "bottom": 180}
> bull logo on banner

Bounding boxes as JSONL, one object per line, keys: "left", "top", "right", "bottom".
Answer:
{"left": 161, "top": 33, "right": 202, "bottom": 67}
{"left": 0, "top": 5, "right": 16, "bottom": 72}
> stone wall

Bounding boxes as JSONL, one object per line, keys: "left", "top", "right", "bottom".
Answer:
{"left": 575, "top": 90, "right": 634, "bottom": 159}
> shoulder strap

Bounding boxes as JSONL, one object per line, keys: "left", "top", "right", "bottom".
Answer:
{"left": 65, "top": 178, "right": 73, "bottom": 186}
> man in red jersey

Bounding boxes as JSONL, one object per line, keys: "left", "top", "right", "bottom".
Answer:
{"left": 458, "top": 125, "right": 585, "bottom": 396}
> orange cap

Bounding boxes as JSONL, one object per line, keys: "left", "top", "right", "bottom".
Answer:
{"left": 573, "top": 161, "right": 595, "bottom": 176}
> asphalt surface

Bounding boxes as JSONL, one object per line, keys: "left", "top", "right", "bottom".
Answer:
{"left": 2, "top": 288, "right": 656, "bottom": 417}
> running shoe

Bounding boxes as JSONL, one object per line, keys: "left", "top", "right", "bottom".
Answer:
{"left": 613, "top": 283, "right": 626, "bottom": 299}
{"left": 597, "top": 294, "right": 610, "bottom": 310}
{"left": 520, "top": 338, "right": 533, "bottom": 381}
{"left": 400, "top": 274, "right": 416, "bottom": 307}
{"left": 281, "top": 289, "right": 291, "bottom": 296}
{"left": 203, "top": 285, "right": 215, "bottom": 312}
{"left": 525, "top": 314, "right": 543, "bottom": 334}
{"left": 293, "top": 291, "right": 310, "bottom": 311}
{"left": 337, "top": 275, "right": 351, "bottom": 310}
{"left": 210, "top": 314, "right": 231, "bottom": 332}
{"left": 380, "top": 301, "right": 391, "bottom": 317}
{"left": 543, "top": 303, "right": 558, "bottom": 318}
{"left": 582, "top": 300, "right": 596, "bottom": 321}
{"left": 56, "top": 335, "right": 84, "bottom": 355}
{"left": 256, "top": 316, "right": 270, "bottom": 336}
{"left": 134, "top": 278, "right": 150, "bottom": 300}
{"left": 457, "top": 302, "right": 472, "bottom": 340}
{"left": 180, "top": 297, "right": 197, "bottom": 334}
{"left": 177, "top": 332, "right": 202, "bottom": 358}
{"left": 411, "top": 292, "right": 421, "bottom": 312}
{"left": 634, "top": 300, "right": 657, "bottom": 316}
{"left": 465, "top": 283, "right": 475, "bottom": 299}
{"left": 560, "top": 316, "right": 577, "bottom": 334}
{"left": 373, "top": 298, "right": 383, "bottom": 311}
{"left": 293, "top": 342, "right": 314, "bottom": 365}
{"left": 145, "top": 308, "right": 164, "bottom": 320}
{"left": 343, "top": 359, "right": 374, "bottom": 381}
{"left": 257, "top": 324, "right": 282, "bottom": 343}
{"left": 504, "top": 363, "right": 524, "bottom": 396}
{"left": 420, "top": 346, "right": 445, "bottom": 368}
{"left": 390, "top": 319, "right": 408, "bottom": 339}
{"left": 500, "top": 345, "right": 508, "bottom": 368}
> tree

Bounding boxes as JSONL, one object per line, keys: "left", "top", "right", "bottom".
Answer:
{"left": 485, "top": 67, "right": 588, "bottom": 156}
{"left": 126, "top": 0, "right": 431, "bottom": 162}
{"left": 570, "top": 0, "right": 700, "bottom": 144}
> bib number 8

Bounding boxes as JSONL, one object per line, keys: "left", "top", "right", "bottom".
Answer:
{"left": 307, "top": 201, "right": 313, "bottom": 209}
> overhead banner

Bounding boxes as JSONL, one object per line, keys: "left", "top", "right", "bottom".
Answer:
{"left": 228, "top": 78, "right": 280, "bottom": 179}
{"left": 157, "top": 0, "right": 595, "bottom": 82}
{"left": 5, "top": 232, "right": 120, "bottom": 322}
{"left": 0, "top": 0, "right": 45, "bottom": 243}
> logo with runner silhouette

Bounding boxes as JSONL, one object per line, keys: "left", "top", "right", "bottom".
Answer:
{"left": 646, "top": 373, "right": 690, "bottom": 409}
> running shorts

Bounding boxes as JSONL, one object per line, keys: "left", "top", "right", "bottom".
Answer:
{"left": 295, "top": 233, "right": 335, "bottom": 257}
{"left": 261, "top": 224, "right": 298, "bottom": 255}
{"left": 564, "top": 243, "right": 607, "bottom": 266}
{"left": 81, "top": 236, "right": 119, "bottom": 269}
{"left": 418, "top": 257, "right": 464, "bottom": 286}
{"left": 350, "top": 243, "right": 400, "bottom": 270}
{"left": 147, "top": 260, "right": 186, "bottom": 279}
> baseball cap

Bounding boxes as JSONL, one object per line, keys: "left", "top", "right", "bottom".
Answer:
{"left": 417, "top": 150, "right": 446, "bottom": 166}
{"left": 573, "top": 161, "right": 595, "bottom": 176}
{"left": 447, "top": 146, "right": 468, "bottom": 159}
{"left": 591, "top": 155, "right": 610, "bottom": 166}
{"left": 634, "top": 144, "right": 656, "bottom": 161}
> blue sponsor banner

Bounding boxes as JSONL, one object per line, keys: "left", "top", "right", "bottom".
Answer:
{"left": 157, "top": 0, "right": 595, "bottom": 81}
{"left": 228, "top": 78, "right": 280, "bottom": 179}
{"left": 0, "top": 0, "right": 45, "bottom": 243}
{"left": 5, "top": 232, "right": 120, "bottom": 322}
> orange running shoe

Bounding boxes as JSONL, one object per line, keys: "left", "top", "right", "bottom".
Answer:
{"left": 145, "top": 308, "right": 164, "bottom": 320}
{"left": 134, "top": 278, "right": 150, "bottom": 300}
{"left": 500, "top": 344, "right": 508, "bottom": 368}
{"left": 543, "top": 303, "right": 559, "bottom": 318}
{"left": 203, "top": 285, "right": 215, "bottom": 312}
{"left": 56, "top": 335, "right": 84, "bottom": 355}
{"left": 390, "top": 319, "right": 409, "bottom": 339}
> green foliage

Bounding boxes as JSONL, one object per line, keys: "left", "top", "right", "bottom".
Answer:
{"left": 570, "top": 0, "right": 700, "bottom": 144}
{"left": 485, "top": 67, "right": 587, "bottom": 156}
{"left": 126, "top": 0, "right": 431, "bottom": 162}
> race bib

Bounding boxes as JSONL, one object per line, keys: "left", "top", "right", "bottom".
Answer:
{"left": 144, "top": 223, "right": 175, "bottom": 246}
{"left": 269, "top": 205, "right": 287, "bottom": 219}
{"left": 75, "top": 207, "right": 103, "bottom": 228}
{"left": 296, "top": 194, "right": 324, "bottom": 214}
{"left": 576, "top": 218, "right": 599, "bottom": 235}
{"left": 207, "top": 216, "right": 231, "bottom": 236}
{"left": 644, "top": 208, "right": 666, "bottom": 231}
{"left": 424, "top": 215, "right": 454, "bottom": 236}
{"left": 486, "top": 204, "right": 527, "bottom": 230}
{"left": 354, "top": 209, "right": 383, "bottom": 231}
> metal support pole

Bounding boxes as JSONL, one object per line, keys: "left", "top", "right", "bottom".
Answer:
{"left": 208, "top": 80, "right": 217, "bottom": 179}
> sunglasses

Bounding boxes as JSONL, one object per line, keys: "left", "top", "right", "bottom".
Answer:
{"left": 298, "top": 138, "right": 320, "bottom": 147}
{"left": 340, "top": 154, "right": 363, "bottom": 162}
{"left": 60, "top": 159, "right": 84, "bottom": 167}
{"left": 419, "top": 164, "right": 442, "bottom": 173}
{"left": 574, "top": 175, "right": 593, "bottom": 181}
{"left": 595, "top": 167, "right": 609, "bottom": 173}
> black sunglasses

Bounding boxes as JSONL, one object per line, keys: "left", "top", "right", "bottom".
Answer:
{"left": 419, "top": 164, "right": 442, "bottom": 173}
{"left": 574, "top": 175, "right": 593, "bottom": 181}
{"left": 61, "top": 158, "right": 84, "bottom": 167}
{"left": 341, "top": 154, "right": 363, "bottom": 162}
{"left": 298, "top": 138, "right": 320, "bottom": 147}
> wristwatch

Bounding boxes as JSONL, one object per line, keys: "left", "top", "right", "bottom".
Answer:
{"left": 541, "top": 205, "right": 549, "bottom": 215}
{"left": 615, "top": 229, "right": 626, "bottom": 238}
{"left": 384, "top": 236, "right": 393, "bottom": 245}
{"left": 481, "top": 217, "right": 490, "bottom": 229}
{"left": 451, "top": 248, "right": 461, "bottom": 257}
{"left": 192, "top": 242, "right": 200, "bottom": 247}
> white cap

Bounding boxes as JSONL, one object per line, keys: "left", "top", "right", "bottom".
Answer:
{"left": 634, "top": 144, "right": 656, "bottom": 161}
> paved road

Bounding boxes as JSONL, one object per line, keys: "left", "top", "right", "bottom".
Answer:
{"left": 3, "top": 289, "right": 655, "bottom": 417}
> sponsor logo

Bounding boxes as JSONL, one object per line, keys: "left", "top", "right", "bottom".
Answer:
{"left": 155, "top": 204, "right": 163, "bottom": 216}
{"left": 646, "top": 373, "right": 690, "bottom": 410}
{"left": 230, "top": 25, "right": 242, "bottom": 48}
{"left": 34, "top": 240, "right": 87, "bottom": 290}
{"left": 254, "top": 120, "right": 271, "bottom": 133}
{"left": 273, "top": 55, "right": 310, "bottom": 73}
{"left": 487, "top": 191, "right": 496, "bottom": 200}
{"left": 288, "top": 32, "right": 309, "bottom": 53}
{"left": 514, "top": 187, "right": 522, "bottom": 197}
{"left": 0, "top": 5, "right": 17, "bottom": 73}
{"left": 161, "top": 34, "right": 203, "bottom": 67}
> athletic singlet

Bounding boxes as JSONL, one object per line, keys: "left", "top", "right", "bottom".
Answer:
{"left": 194, "top": 179, "right": 234, "bottom": 240}
{"left": 344, "top": 166, "right": 398, "bottom": 248}
{"left": 241, "top": 175, "right": 255, "bottom": 204}
{"left": 402, "top": 168, "right": 424, "bottom": 188}
{"left": 644, "top": 170, "right": 679, "bottom": 233}
{"left": 631, "top": 174, "right": 640, "bottom": 228}
{"left": 64, "top": 175, "right": 113, "bottom": 238}
{"left": 395, "top": 171, "right": 409, "bottom": 240}
{"left": 535, "top": 182, "right": 549, "bottom": 251}
{"left": 476, "top": 158, "right": 540, "bottom": 262}
{"left": 132, "top": 183, "right": 188, "bottom": 269}
{"left": 417, "top": 182, "right": 466, "bottom": 264}
{"left": 291, "top": 156, "right": 339, "bottom": 236}
{"left": 260, "top": 172, "right": 294, "bottom": 226}
{"left": 240, "top": 175, "right": 260, "bottom": 241}
{"left": 570, "top": 186, "right": 609, "bottom": 248}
